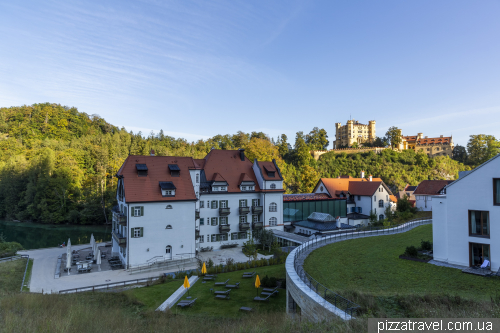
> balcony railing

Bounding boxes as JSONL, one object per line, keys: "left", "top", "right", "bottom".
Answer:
{"left": 239, "top": 206, "right": 250, "bottom": 215}
{"left": 251, "top": 206, "right": 263, "bottom": 214}
{"left": 219, "top": 224, "right": 230, "bottom": 233}
{"left": 219, "top": 207, "right": 230, "bottom": 216}
{"left": 112, "top": 211, "right": 127, "bottom": 226}
{"left": 239, "top": 222, "right": 250, "bottom": 231}
{"left": 112, "top": 230, "right": 127, "bottom": 247}
{"left": 252, "top": 221, "right": 263, "bottom": 229}
{"left": 195, "top": 211, "right": 200, "bottom": 219}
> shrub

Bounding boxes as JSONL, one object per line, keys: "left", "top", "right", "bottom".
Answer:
{"left": 421, "top": 240, "right": 432, "bottom": 251}
{"left": 207, "top": 258, "right": 214, "bottom": 268}
{"left": 404, "top": 245, "right": 418, "bottom": 257}
{"left": 260, "top": 275, "right": 278, "bottom": 288}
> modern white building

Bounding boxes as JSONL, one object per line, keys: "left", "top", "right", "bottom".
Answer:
{"left": 432, "top": 154, "right": 500, "bottom": 271}
{"left": 313, "top": 172, "right": 396, "bottom": 221}
{"left": 413, "top": 180, "right": 453, "bottom": 211}
{"left": 111, "top": 149, "right": 284, "bottom": 268}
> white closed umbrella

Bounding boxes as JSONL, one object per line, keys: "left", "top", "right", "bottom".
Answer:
{"left": 94, "top": 242, "right": 98, "bottom": 260}
{"left": 96, "top": 249, "right": 101, "bottom": 271}
{"left": 66, "top": 251, "right": 72, "bottom": 275}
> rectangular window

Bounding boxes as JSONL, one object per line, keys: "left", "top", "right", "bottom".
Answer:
{"left": 207, "top": 234, "right": 210, "bottom": 242}
{"left": 221, "top": 186, "right": 227, "bottom": 191}
{"left": 207, "top": 201, "right": 210, "bottom": 208}
{"left": 241, "top": 186, "right": 247, "bottom": 191}
{"left": 240, "top": 216, "right": 247, "bottom": 223}
{"left": 238, "top": 232, "right": 248, "bottom": 240}
{"left": 220, "top": 234, "right": 228, "bottom": 241}
{"left": 220, "top": 217, "right": 227, "bottom": 225}
{"left": 200, "top": 201, "right": 204, "bottom": 208}
{"left": 211, "top": 217, "right": 218, "bottom": 226}
{"left": 231, "top": 232, "right": 238, "bottom": 240}
{"left": 211, "top": 201, "right": 218, "bottom": 209}
{"left": 199, "top": 235, "right": 204, "bottom": 243}
{"left": 132, "top": 206, "right": 144, "bottom": 217}
{"left": 494, "top": 179, "right": 500, "bottom": 206}
{"left": 386, "top": 195, "right": 388, "bottom": 201}
{"left": 211, "top": 234, "right": 216, "bottom": 242}
{"left": 252, "top": 199, "right": 260, "bottom": 206}
{"left": 200, "top": 218, "right": 204, "bottom": 226}
{"left": 374, "top": 196, "right": 376, "bottom": 202}
{"left": 357, "top": 196, "right": 360, "bottom": 201}
{"left": 219, "top": 200, "right": 228, "bottom": 208}
{"left": 470, "top": 242, "right": 490, "bottom": 267}
{"left": 252, "top": 215, "right": 259, "bottom": 222}
{"left": 196, "top": 174, "right": 199, "bottom": 183}
{"left": 131, "top": 227, "right": 143, "bottom": 238}
{"left": 239, "top": 199, "right": 247, "bottom": 207}
{"left": 469, "top": 211, "right": 490, "bottom": 237}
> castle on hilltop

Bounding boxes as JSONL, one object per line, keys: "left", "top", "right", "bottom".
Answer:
{"left": 333, "top": 120, "right": 376, "bottom": 149}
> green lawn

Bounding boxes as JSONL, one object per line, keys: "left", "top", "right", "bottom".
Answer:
{"left": 304, "top": 224, "right": 500, "bottom": 300}
{"left": 0, "top": 258, "right": 28, "bottom": 293}
{"left": 124, "top": 279, "right": 185, "bottom": 309}
{"left": 129, "top": 264, "right": 286, "bottom": 317}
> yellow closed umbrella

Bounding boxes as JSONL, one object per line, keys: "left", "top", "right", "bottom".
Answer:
{"left": 184, "top": 275, "right": 191, "bottom": 296}
{"left": 255, "top": 274, "right": 261, "bottom": 295}
{"left": 201, "top": 262, "right": 207, "bottom": 275}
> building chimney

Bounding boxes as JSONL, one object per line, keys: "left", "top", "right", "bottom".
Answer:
{"left": 369, "top": 175, "right": 372, "bottom": 182}
{"left": 150, "top": 149, "right": 155, "bottom": 156}
{"left": 440, "top": 135, "right": 443, "bottom": 138}
{"left": 360, "top": 170, "right": 365, "bottom": 178}
{"left": 239, "top": 149, "right": 245, "bottom": 161}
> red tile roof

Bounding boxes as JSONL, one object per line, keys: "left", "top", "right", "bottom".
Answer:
{"left": 202, "top": 150, "right": 262, "bottom": 193}
{"left": 413, "top": 180, "right": 453, "bottom": 195}
{"left": 348, "top": 181, "right": 383, "bottom": 196}
{"left": 238, "top": 173, "right": 254, "bottom": 184}
{"left": 317, "top": 177, "right": 384, "bottom": 197}
{"left": 117, "top": 156, "right": 197, "bottom": 203}
{"left": 257, "top": 161, "right": 283, "bottom": 181}
{"left": 417, "top": 137, "right": 452, "bottom": 145}
{"left": 283, "top": 193, "right": 340, "bottom": 201}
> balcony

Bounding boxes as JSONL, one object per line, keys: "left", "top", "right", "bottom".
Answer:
{"left": 195, "top": 229, "right": 200, "bottom": 239}
{"left": 239, "top": 206, "right": 250, "bottom": 215}
{"left": 219, "top": 207, "right": 230, "bottom": 216}
{"left": 112, "top": 211, "right": 127, "bottom": 226}
{"left": 219, "top": 224, "right": 230, "bottom": 233}
{"left": 252, "top": 221, "right": 263, "bottom": 229}
{"left": 195, "top": 210, "right": 200, "bottom": 219}
{"left": 239, "top": 222, "right": 250, "bottom": 231}
{"left": 251, "top": 206, "right": 263, "bottom": 214}
{"left": 112, "top": 230, "right": 127, "bottom": 247}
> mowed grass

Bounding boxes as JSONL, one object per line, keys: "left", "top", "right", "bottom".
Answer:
{"left": 304, "top": 224, "right": 500, "bottom": 300}
{"left": 0, "top": 258, "right": 28, "bottom": 293}
{"left": 128, "top": 264, "right": 286, "bottom": 317}
{"left": 124, "top": 279, "right": 184, "bottom": 309}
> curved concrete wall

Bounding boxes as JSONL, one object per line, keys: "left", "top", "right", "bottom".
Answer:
{"left": 285, "top": 219, "right": 432, "bottom": 322}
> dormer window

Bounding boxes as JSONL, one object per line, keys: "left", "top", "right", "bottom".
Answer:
{"left": 136, "top": 164, "right": 148, "bottom": 177}
{"left": 263, "top": 165, "right": 276, "bottom": 178}
{"left": 240, "top": 180, "right": 255, "bottom": 192}
{"left": 159, "top": 182, "right": 176, "bottom": 197}
{"left": 168, "top": 164, "right": 180, "bottom": 177}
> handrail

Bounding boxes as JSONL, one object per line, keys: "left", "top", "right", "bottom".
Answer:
{"left": 59, "top": 275, "right": 169, "bottom": 294}
{"left": 293, "top": 218, "right": 432, "bottom": 318}
{"left": 20, "top": 254, "right": 30, "bottom": 292}
{"left": 128, "top": 256, "right": 197, "bottom": 274}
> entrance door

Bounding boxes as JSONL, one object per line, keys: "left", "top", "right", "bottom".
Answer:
{"left": 165, "top": 246, "right": 172, "bottom": 260}
{"left": 469, "top": 243, "right": 490, "bottom": 267}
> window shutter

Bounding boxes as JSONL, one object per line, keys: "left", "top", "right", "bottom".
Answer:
{"left": 359, "top": 207, "right": 362, "bottom": 213}
{"left": 140, "top": 227, "right": 144, "bottom": 237}
{"left": 140, "top": 206, "right": 144, "bottom": 216}
{"left": 131, "top": 207, "right": 135, "bottom": 217}
{"left": 225, "top": 200, "right": 228, "bottom": 207}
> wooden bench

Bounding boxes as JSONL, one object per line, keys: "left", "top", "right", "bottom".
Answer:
{"left": 239, "top": 307, "right": 253, "bottom": 312}
{"left": 215, "top": 294, "right": 230, "bottom": 300}
{"left": 214, "top": 279, "right": 229, "bottom": 286}
{"left": 225, "top": 282, "right": 240, "bottom": 289}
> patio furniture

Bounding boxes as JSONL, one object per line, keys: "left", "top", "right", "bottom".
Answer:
{"left": 253, "top": 294, "right": 271, "bottom": 302}
{"left": 63, "top": 267, "right": 71, "bottom": 272}
{"left": 239, "top": 307, "right": 253, "bottom": 312}
{"left": 225, "top": 282, "right": 240, "bottom": 289}
{"left": 260, "top": 290, "right": 278, "bottom": 297}
{"left": 215, "top": 294, "right": 230, "bottom": 300}
{"left": 101, "top": 252, "right": 106, "bottom": 259}
{"left": 262, "top": 287, "right": 279, "bottom": 293}
{"left": 242, "top": 271, "right": 255, "bottom": 278}
{"left": 203, "top": 276, "right": 216, "bottom": 281}
{"left": 214, "top": 290, "right": 231, "bottom": 295}
{"left": 77, "top": 267, "right": 91, "bottom": 273}
{"left": 177, "top": 298, "right": 197, "bottom": 308}
{"left": 214, "top": 279, "right": 230, "bottom": 286}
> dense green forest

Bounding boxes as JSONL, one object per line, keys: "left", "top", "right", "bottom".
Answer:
{"left": 0, "top": 103, "right": 493, "bottom": 225}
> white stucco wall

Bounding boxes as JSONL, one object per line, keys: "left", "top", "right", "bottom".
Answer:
{"left": 416, "top": 195, "right": 433, "bottom": 211}
{"left": 433, "top": 156, "right": 499, "bottom": 271}
{"left": 432, "top": 195, "right": 448, "bottom": 262}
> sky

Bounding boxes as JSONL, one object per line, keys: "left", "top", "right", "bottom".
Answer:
{"left": 1, "top": 0, "right": 499, "bottom": 147}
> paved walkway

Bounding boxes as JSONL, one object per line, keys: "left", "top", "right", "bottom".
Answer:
{"left": 156, "top": 275, "right": 199, "bottom": 311}
{"left": 19, "top": 244, "right": 271, "bottom": 294}
{"left": 18, "top": 244, "right": 197, "bottom": 294}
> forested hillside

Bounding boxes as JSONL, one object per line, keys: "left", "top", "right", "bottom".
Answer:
{"left": 0, "top": 103, "right": 472, "bottom": 225}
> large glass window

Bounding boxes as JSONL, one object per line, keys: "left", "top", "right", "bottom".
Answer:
{"left": 470, "top": 243, "right": 490, "bottom": 267}
{"left": 494, "top": 179, "right": 500, "bottom": 206}
{"left": 469, "top": 211, "right": 489, "bottom": 237}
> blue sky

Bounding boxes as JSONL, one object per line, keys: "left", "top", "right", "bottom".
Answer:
{"left": 1, "top": 0, "right": 499, "bottom": 147}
